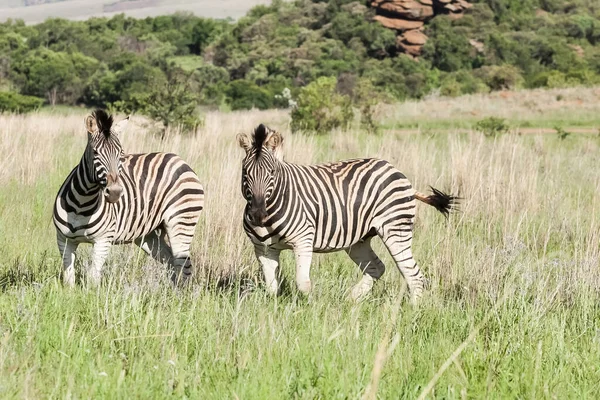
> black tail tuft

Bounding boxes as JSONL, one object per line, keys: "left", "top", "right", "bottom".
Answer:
{"left": 426, "top": 186, "right": 459, "bottom": 218}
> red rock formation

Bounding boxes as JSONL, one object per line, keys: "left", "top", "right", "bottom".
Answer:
{"left": 370, "top": 0, "right": 472, "bottom": 57}
{"left": 373, "top": 15, "right": 425, "bottom": 30}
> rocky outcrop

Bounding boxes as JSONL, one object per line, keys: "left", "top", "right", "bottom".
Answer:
{"left": 370, "top": 0, "right": 472, "bottom": 57}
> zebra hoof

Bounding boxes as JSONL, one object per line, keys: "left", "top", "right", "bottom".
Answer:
{"left": 296, "top": 280, "right": 312, "bottom": 294}
{"left": 349, "top": 275, "right": 374, "bottom": 302}
{"left": 408, "top": 291, "right": 423, "bottom": 306}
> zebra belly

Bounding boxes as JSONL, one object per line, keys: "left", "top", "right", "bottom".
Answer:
{"left": 113, "top": 214, "right": 162, "bottom": 243}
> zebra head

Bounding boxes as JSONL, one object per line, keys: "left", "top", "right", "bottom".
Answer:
{"left": 237, "top": 124, "right": 284, "bottom": 227}
{"left": 84, "top": 110, "right": 129, "bottom": 203}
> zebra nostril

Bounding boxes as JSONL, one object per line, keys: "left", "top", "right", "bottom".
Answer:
{"left": 103, "top": 187, "right": 110, "bottom": 197}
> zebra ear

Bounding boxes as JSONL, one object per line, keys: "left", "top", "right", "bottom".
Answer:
{"left": 237, "top": 133, "right": 252, "bottom": 152}
{"left": 85, "top": 115, "right": 96, "bottom": 134}
{"left": 265, "top": 131, "right": 283, "bottom": 152}
{"left": 113, "top": 116, "right": 130, "bottom": 137}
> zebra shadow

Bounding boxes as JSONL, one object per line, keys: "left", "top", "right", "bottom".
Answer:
{"left": 0, "top": 264, "right": 38, "bottom": 292}
{"left": 0, "top": 252, "right": 60, "bottom": 292}
{"left": 210, "top": 268, "right": 294, "bottom": 300}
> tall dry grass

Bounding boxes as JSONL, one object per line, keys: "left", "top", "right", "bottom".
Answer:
{"left": 1, "top": 104, "right": 599, "bottom": 303}
{"left": 1, "top": 99, "right": 600, "bottom": 397}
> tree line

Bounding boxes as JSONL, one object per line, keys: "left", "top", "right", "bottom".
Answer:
{"left": 1, "top": 0, "right": 599, "bottom": 129}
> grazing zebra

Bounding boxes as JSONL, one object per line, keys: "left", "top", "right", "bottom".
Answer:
{"left": 53, "top": 110, "right": 204, "bottom": 286}
{"left": 237, "top": 124, "right": 456, "bottom": 302}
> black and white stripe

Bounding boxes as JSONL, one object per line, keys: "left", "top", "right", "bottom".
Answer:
{"left": 53, "top": 110, "right": 204, "bottom": 286}
{"left": 237, "top": 124, "right": 455, "bottom": 301}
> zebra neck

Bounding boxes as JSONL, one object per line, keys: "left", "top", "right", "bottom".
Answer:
{"left": 64, "top": 157, "right": 103, "bottom": 207}
{"left": 271, "top": 162, "right": 290, "bottom": 201}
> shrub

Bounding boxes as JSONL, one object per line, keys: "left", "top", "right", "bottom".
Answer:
{"left": 225, "top": 80, "right": 274, "bottom": 111}
{"left": 353, "top": 78, "right": 384, "bottom": 134}
{"left": 0, "top": 91, "right": 44, "bottom": 113}
{"left": 422, "top": 17, "right": 475, "bottom": 72}
{"left": 291, "top": 76, "right": 353, "bottom": 134}
{"left": 475, "top": 65, "right": 524, "bottom": 91}
{"left": 555, "top": 126, "right": 571, "bottom": 140}
{"left": 141, "top": 65, "right": 203, "bottom": 135}
{"left": 475, "top": 116, "right": 509, "bottom": 137}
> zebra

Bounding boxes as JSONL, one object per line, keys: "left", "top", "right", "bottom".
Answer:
{"left": 53, "top": 110, "right": 204, "bottom": 287}
{"left": 236, "top": 124, "right": 456, "bottom": 302}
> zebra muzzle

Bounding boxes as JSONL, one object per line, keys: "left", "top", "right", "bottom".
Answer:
{"left": 248, "top": 202, "right": 268, "bottom": 226}
{"left": 103, "top": 184, "right": 123, "bottom": 203}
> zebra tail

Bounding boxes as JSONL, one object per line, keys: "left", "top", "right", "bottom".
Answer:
{"left": 414, "top": 187, "right": 459, "bottom": 218}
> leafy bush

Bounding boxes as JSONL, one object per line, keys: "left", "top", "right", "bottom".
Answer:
{"left": 0, "top": 91, "right": 44, "bottom": 113}
{"left": 440, "top": 71, "right": 488, "bottom": 97}
{"left": 352, "top": 78, "right": 384, "bottom": 134}
{"left": 475, "top": 117, "right": 509, "bottom": 137}
{"left": 142, "top": 65, "right": 203, "bottom": 134}
{"left": 225, "top": 80, "right": 274, "bottom": 111}
{"left": 555, "top": 126, "right": 571, "bottom": 140}
{"left": 475, "top": 65, "right": 524, "bottom": 90}
{"left": 291, "top": 76, "right": 352, "bottom": 134}
{"left": 422, "top": 17, "right": 476, "bottom": 72}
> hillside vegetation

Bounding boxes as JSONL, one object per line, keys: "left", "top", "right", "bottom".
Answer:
{"left": 1, "top": 0, "right": 600, "bottom": 122}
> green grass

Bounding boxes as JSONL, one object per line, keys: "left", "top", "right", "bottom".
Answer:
{"left": 1, "top": 110, "right": 600, "bottom": 398}
{"left": 381, "top": 113, "right": 600, "bottom": 132}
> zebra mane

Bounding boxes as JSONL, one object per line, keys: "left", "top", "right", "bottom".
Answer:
{"left": 92, "top": 109, "right": 114, "bottom": 138}
{"left": 253, "top": 123, "right": 268, "bottom": 159}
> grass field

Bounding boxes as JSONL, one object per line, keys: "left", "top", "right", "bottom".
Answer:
{"left": 379, "top": 86, "right": 600, "bottom": 132}
{"left": 1, "top": 88, "right": 600, "bottom": 398}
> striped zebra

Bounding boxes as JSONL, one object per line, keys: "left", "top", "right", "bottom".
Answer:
{"left": 53, "top": 110, "right": 204, "bottom": 286}
{"left": 237, "top": 124, "right": 456, "bottom": 302}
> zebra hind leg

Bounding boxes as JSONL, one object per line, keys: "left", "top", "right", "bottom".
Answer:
{"left": 164, "top": 222, "right": 195, "bottom": 287}
{"left": 345, "top": 238, "right": 386, "bottom": 301}
{"left": 134, "top": 229, "right": 172, "bottom": 265}
{"left": 379, "top": 223, "right": 425, "bottom": 304}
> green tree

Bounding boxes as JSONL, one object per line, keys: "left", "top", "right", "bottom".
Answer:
{"left": 422, "top": 17, "right": 475, "bottom": 72}
{"left": 225, "top": 80, "right": 274, "bottom": 110}
{"left": 143, "top": 64, "right": 202, "bottom": 134}
{"left": 0, "top": 91, "right": 44, "bottom": 113}
{"left": 14, "top": 49, "right": 97, "bottom": 105}
{"left": 291, "top": 76, "right": 352, "bottom": 134}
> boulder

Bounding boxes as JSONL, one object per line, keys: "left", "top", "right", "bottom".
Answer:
{"left": 397, "top": 40, "right": 423, "bottom": 56}
{"left": 373, "top": 15, "right": 425, "bottom": 30}
{"left": 370, "top": 0, "right": 473, "bottom": 57}
{"left": 378, "top": 2, "right": 434, "bottom": 20}
{"left": 402, "top": 29, "right": 428, "bottom": 45}
{"left": 469, "top": 39, "right": 484, "bottom": 53}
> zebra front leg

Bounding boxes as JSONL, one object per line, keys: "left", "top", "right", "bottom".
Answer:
{"left": 88, "top": 240, "right": 111, "bottom": 287}
{"left": 346, "top": 238, "right": 386, "bottom": 301}
{"left": 293, "top": 244, "right": 313, "bottom": 294}
{"left": 254, "top": 245, "right": 281, "bottom": 295}
{"left": 57, "top": 233, "right": 78, "bottom": 287}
